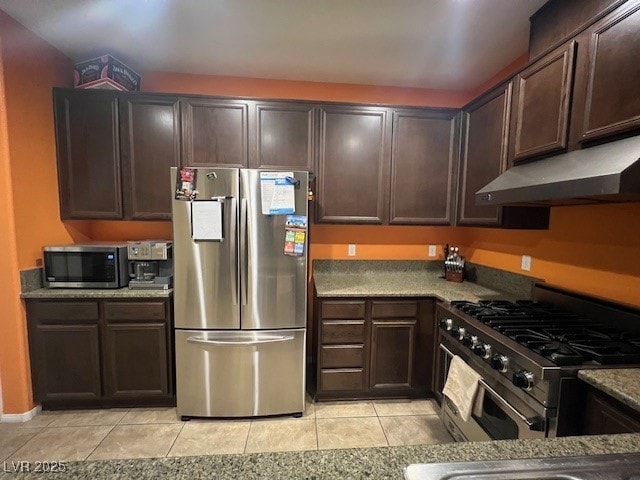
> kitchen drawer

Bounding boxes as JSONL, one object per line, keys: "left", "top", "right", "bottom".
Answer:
{"left": 371, "top": 301, "right": 418, "bottom": 318}
{"left": 321, "top": 320, "right": 366, "bottom": 344}
{"left": 321, "top": 345, "right": 364, "bottom": 368}
{"left": 320, "top": 368, "right": 365, "bottom": 391}
{"left": 27, "top": 301, "right": 99, "bottom": 322}
{"left": 321, "top": 301, "right": 365, "bottom": 319}
{"left": 104, "top": 302, "right": 166, "bottom": 321}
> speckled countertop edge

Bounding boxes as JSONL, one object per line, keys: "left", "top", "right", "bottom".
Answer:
{"left": 10, "top": 434, "right": 640, "bottom": 480}
{"left": 21, "top": 288, "right": 173, "bottom": 299}
{"left": 312, "top": 260, "right": 533, "bottom": 303}
{"left": 578, "top": 368, "right": 640, "bottom": 413}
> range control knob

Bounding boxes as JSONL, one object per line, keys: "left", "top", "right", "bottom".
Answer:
{"left": 473, "top": 343, "right": 492, "bottom": 359}
{"left": 462, "top": 334, "right": 478, "bottom": 348}
{"left": 490, "top": 354, "right": 509, "bottom": 373}
{"left": 450, "top": 326, "right": 465, "bottom": 340}
{"left": 439, "top": 318, "right": 453, "bottom": 331}
{"left": 456, "top": 327, "right": 466, "bottom": 340}
{"left": 513, "top": 370, "right": 535, "bottom": 391}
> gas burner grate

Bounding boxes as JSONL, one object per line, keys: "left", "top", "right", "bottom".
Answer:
{"left": 450, "top": 299, "right": 640, "bottom": 366}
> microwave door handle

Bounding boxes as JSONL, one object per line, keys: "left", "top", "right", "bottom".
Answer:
{"left": 478, "top": 379, "right": 545, "bottom": 432}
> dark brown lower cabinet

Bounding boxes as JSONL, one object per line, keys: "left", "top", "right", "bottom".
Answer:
{"left": 582, "top": 384, "right": 640, "bottom": 435}
{"left": 370, "top": 319, "right": 416, "bottom": 390}
{"left": 104, "top": 323, "right": 169, "bottom": 401}
{"left": 312, "top": 295, "right": 436, "bottom": 400}
{"left": 26, "top": 297, "right": 175, "bottom": 409}
{"left": 32, "top": 324, "right": 102, "bottom": 403}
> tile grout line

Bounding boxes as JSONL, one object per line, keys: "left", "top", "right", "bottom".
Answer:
{"left": 242, "top": 420, "right": 253, "bottom": 454}
{"left": 376, "top": 416, "right": 391, "bottom": 447}
{"left": 165, "top": 422, "right": 186, "bottom": 458}
{"left": 83, "top": 424, "right": 117, "bottom": 461}
{"left": 1, "top": 428, "right": 44, "bottom": 463}
{"left": 314, "top": 413, "right": 320, "bottom": 451}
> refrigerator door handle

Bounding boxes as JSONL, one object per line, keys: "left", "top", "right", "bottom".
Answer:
{"left": 186, "top": 335, "right": 295, "bottom": 346}
{"left": 240, "top": 198, "right": 248, "bottom": 306}
{"left": 228, "top": 196, "right": 238, "bottom": 306}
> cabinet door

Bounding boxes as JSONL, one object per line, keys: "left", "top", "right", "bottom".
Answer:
{"left": 369, "top": 319, "right": 416, "bottom": 390}
{"left": 575, "top": 2, "right": 640, "bottom": 142}
{"left": 390, "top": 109, "right": 458, "bottom": 225}
{"left": 317, "top": 106, "right": 391, "bottom": 223}
{"left": 31, "top": 324, "right": 102, "bottom": 403}
{"left": 104, "top": 323, "right": 170, "bottom": 399}
{"left": 103, "top": 300, "right": 172, "bottom": 402}
{"left": 54, "top": 89, "right": 122, "bottom": 219}
{"left": 250, "top": 102, "right": 316, "bottom": 171}
{"left": 510, "top": 41, "right": 576, "bottom": 163}
{"left": 582, "top": 387, "right": 640, "bottom": 435}
{"left": 119, "top": 96, "right": 180, "bottom": 219}
{"left": 457, "top": 83, "right": 512, "bottom": 226}
{"left": 181, "top": 97, "right": 249, "bottom": 167}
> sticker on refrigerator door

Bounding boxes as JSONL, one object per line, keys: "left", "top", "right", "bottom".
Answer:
{"left": 283, "top": 215, "right": 307, "bottom": 256}
{"left": 260, "top": 172, "right": 295, "bottom": 215}
{"left": 175, "top": 167, "right": 198, "bottom": 200}
{"left": 191, "top": 200, "right": 224, "bottom": 241}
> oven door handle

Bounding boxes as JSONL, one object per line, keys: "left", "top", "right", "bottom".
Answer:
{"left": 438, "top": 343, "right": 545, "bottom": 432}
{"left": 478, "top": 379, "right": 546, "bottom": 432}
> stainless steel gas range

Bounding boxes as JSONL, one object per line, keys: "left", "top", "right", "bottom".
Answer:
{"left": 436, "top": 284, "right": 640, "bottom": 442}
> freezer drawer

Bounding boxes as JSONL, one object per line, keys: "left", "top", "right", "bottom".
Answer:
{"left": 175, "top": 329, "right": 305, "bottom": 418}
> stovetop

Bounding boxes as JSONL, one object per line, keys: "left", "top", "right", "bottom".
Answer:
{"left": 451, "top": 300, "right": 640, "bottom": 366}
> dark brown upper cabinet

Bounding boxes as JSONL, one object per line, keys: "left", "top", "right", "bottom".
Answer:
{"left": 249, "top": 101, "right": 316, "bottom": 171}
{"left": 572, "top": 1, "right": 640, "bottom": 143}
{"left": 457, "top": 83, "right": 512, "bottom": 226}
{"left": 528, "top": 0, "right": 623, "bottom": 61}
{"left": 54, "top": 89, "right": 123, "bottom": 219}
{"left": 316, "top": 105, "right": 391, "bottom": 224}
{"left": 119, "top": 96, "right": 181, "bottom": 220}
{"left": 181, "top": 97, "right": 249, "bottom": 167}
{"left": 509, "top": 41, "right": 577, "bottom": 164}
{"left": 390, "top": 109, "right": 459, "bottom": 225}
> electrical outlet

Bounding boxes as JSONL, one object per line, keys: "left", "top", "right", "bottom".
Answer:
{"left": 521, "top": 255, "right": 532, "bottom": 271}
{"left": 428, "top": 245, "right": 437, "bottom": 257}
{"left": 348, "top": 244, "right": 357, "bottom": 256}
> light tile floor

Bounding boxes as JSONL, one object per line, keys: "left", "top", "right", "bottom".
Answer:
{"left": 0, "top": 398, "right": 453, "bottom": 462}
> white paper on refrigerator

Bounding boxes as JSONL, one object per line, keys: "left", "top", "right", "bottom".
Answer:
{"left": 191, "top": 200, "right": 223, "bottom": 241}
{"left": 260, "top": 171, "right": 295, "bottom": 215}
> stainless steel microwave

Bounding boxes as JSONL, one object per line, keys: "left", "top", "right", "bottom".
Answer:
{"left": 43, "top": 244, "right": 129, "bottom": 288}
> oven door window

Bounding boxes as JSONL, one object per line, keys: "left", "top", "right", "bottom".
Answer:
{"left": 45, "top": 252, "right": 116, "bottom": 283}
{"left": 473, "top": 392, "right": 519, "bottom": 440}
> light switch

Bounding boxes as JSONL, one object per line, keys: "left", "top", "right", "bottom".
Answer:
{"left": 348, "top": 244, "right": 357, "bottom": 256}
{"left": 428, "top": 245, "right": 437, "bottom": 257}
{"left": 521, "top": 255, "right": 532, "bottom": 271}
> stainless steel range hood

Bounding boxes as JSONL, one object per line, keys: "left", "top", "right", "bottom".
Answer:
{"left": 475, "top": 135, "right": 640, "bottom": 206}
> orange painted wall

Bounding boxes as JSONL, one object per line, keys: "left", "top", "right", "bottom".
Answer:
{"left": 141, "top": 71, "right": 474, "bottom": 108}
{"left": 460, "top": 203, "right": 640, "bottom": 308}
{"left": 0, "top": 10, "right": 84, "bottom": 414}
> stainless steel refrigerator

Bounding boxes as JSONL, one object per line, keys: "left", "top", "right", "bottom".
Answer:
{"left": 171, "top": 167, "right": 308, "bottom": 419}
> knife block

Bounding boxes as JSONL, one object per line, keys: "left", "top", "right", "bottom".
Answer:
{"left": 445, "top": 271, "right": 464, "bottom": 283}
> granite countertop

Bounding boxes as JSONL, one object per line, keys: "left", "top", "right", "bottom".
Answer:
{"left": 313, "top": 260, "right": 532, "bottom": 302}
{"left": 21, "top": 287, "right": 173, "bottom": 299}
{"left": 578, "top": 368, "right": 640, "bottom": 413}
{"left": 15, "top": 434, "right": 640, "bottom": 479}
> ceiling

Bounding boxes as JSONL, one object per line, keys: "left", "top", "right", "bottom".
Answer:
{"left": 0, "top": 0, "right": 548, "bottom": 91}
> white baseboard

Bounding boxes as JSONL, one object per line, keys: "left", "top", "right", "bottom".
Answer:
{"left": 0, "top": 405, "right": 41, "bottom": 423}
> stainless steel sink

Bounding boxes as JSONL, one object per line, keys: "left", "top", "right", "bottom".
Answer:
{"left": 404, "top": 453, "right": 640, "bottom": 480}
